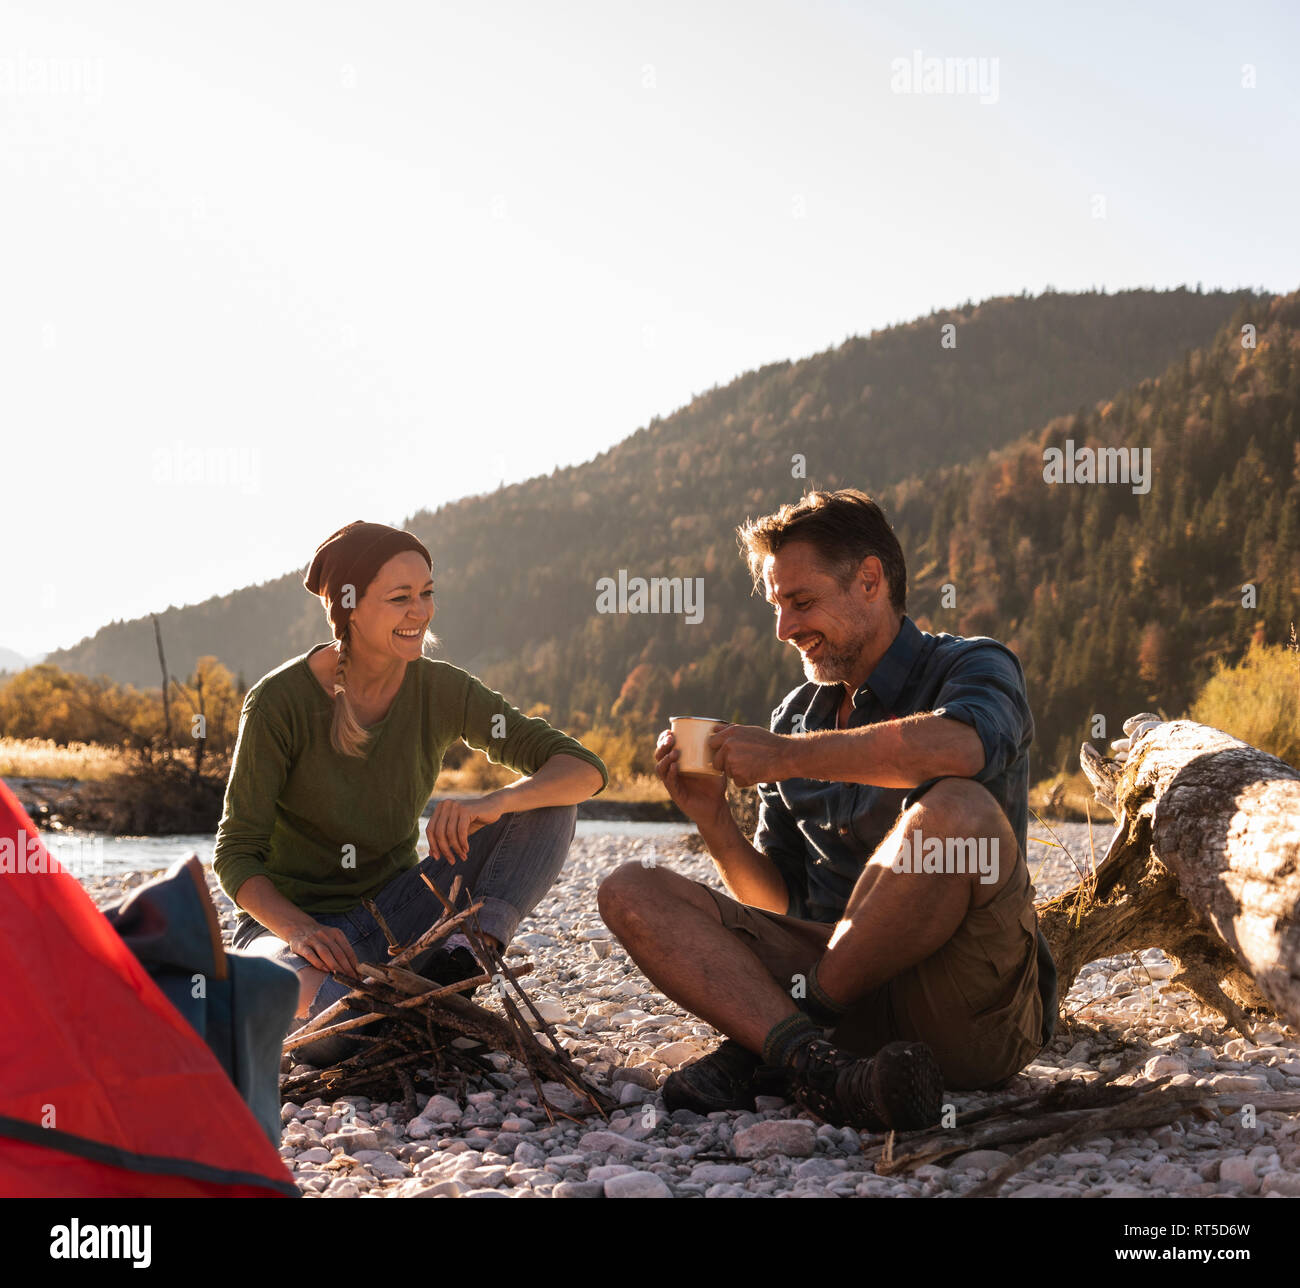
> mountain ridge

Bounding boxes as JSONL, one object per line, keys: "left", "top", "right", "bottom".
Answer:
{"left": 45, "top": 285, "right": 1289, "bottom": 773}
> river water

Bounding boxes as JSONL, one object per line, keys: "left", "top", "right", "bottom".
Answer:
{"left": 37, "top": 818, "right": 1116, "bottom": 899}
{"left": 38, "top": 819, "right": 698, "bottom": 879}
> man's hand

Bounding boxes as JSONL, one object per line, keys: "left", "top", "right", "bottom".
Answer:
{"left": 706, "top": 724, "right": 797, "bottom": 788}
{"left": 426, "top": 794, "right": 506, "bottom": 864}
{"left": 654, "top": 728, "right": 730, "bottom": 829}
{"left": 654, "top": 726, "right": 791, "bottom": 914}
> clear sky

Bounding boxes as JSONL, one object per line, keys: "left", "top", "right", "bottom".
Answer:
{"left": 2, "top": 0, "right": 1297, "bottom": 658}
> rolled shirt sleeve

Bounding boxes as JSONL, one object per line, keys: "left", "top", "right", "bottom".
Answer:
{"left": 929, "top": 643, "right": 1034, "bottom": 784}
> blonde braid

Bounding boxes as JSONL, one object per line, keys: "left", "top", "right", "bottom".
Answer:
{"left": 330, "top": 628, "right": 371, "bottom": 758}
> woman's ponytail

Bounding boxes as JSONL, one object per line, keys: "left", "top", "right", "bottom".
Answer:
{"left": 330, "top": 629, "right": 371, "bottom": 758}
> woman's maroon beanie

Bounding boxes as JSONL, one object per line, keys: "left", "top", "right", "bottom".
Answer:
{"left": 304, "top": 520, "right": 433, "bottom": 640}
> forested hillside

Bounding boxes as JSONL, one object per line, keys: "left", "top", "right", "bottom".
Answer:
{"left": 44, "top": 286, "right": 1294, "bottom": 774}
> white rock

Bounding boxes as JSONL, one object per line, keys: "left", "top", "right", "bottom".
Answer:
{"left": 1139, "top": 961, "right": 1175, "bottom": 979}
{"left": 611, "top": 1066, "right": 658, "bottom": 1090}
{"left": 951, "top": 1150, "right": 1012, "bottom": 1173}
{"left": 733, "top": 1119, "right": 816, "bottom": 1159}
{"left": 1219, "top": 1156, "right": 1260, "bottom": 1193}
{"left": 1208, "top": 1073, "right": 1270, "bottom": 1093}
{"left": 794, "top": 1158, "right": 848, "bottom": 1180}
{"left": 691, "top": 1162, "right": 755, "bottom": 1184}
{"left": 403, "top": 1178, "right": 461, "bottom": 1198}
{"left": 1143, "top": 1055, "right": 1187, "bottom": 1078}
{"left": 578, "top": 1130, "right": 652, "bottom": 1158}
{"left": 588, "top": 1163, "right": 635, "bottom": 1181}
{"left": 365, "top": 1153, "right": 411, "bottom": 1180}
{"left": 323, "top": 1127, "right": 381, "bottom": 1153}
{"left": 424, "top": 1095, "right": 463, "bottom": 1123}
{"left": 526, "top": 999, "right": 570, "bottom": 1027}
{"left": 609, "top": 1009, "right": 649, "bottom": 1026}
{"left": 516, "top": 932, "right": 559, "bottom": 949}
{"left": 652, "top": 1040, "right": 703, "bottom": 1068}
{"left": 604, "top": 1171, "right": 672, "bottom": 1198}
{"left": 459, "top": 1165, "right": 508, "bottom": 1188}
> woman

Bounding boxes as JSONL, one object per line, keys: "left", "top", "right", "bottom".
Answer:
{"left": 213, "top": 520, "right": 606, "bottom": 1062}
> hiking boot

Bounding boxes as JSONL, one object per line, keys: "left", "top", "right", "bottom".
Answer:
{"left": 789, "top": 1038, "right": 944, "bottom": 1131}
{"left": 661, "top": 1039, "right": 761, "bottom": 1114}
{"left": 419, "top": 937, "right": 484, "bottom": 997}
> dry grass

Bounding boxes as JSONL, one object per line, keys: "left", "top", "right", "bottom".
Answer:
{"left": 1028, "top": 768, "right": 1097, "bottom": 821}
{"left": 433, "top": 751, "right": 519, "bottom": 794}
{"left": 433, "top": 749, "right": 666, "bottom": 801}
{"left": 599, "top": 773, "right": 667, "bottom": 803}
{"left": 0, "top": 737, "right": 130, "bottom": 781}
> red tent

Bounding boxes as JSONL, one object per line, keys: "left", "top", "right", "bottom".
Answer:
{"left": 0, "top": 779, "right": 296, "bottom": 1196}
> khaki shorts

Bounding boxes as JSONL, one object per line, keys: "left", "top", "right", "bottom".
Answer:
{"left": 699, "top": 845, "right": 1045, "bottom": 1091}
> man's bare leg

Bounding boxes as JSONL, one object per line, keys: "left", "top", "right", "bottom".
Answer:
{"left": 814, "top": 777, "right": 1019, "bottom": 1007}
{"left": 600, "top": 778, "right": 1017, "bottom": 1055}
{"left": 597, "top": 864, "right": 800, "bottom": 1053}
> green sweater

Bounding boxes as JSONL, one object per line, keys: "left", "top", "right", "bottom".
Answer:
{"left": 212, "top": 647, "right": 608, "bottom": 916}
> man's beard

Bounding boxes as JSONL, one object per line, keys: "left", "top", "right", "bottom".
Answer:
{"left": 801, "top": 626, "right": 872, "bottom": 685}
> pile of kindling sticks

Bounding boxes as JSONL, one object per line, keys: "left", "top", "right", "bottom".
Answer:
{"left": 279, "top": 872, "right": 615, "bottom": 1123}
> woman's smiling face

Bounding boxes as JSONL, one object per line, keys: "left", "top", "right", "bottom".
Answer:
{"left": 349, "top": 550, "right": 435, "bottom": 661}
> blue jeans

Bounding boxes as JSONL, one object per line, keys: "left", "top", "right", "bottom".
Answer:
{"left": 235, "top": 804, "right": 576, "bottom": 1064}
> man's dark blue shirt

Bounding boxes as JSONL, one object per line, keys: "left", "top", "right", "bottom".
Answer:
{"left": 755, "top": 614, "right": 1034, "bottom": 924}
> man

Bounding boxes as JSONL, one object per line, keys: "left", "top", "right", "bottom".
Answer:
{"left": 598, "top": 489, "right": 1056, "bottom": 1131}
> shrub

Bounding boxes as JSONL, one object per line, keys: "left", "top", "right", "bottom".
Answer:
{"left": 1187, "top": 633, "right": 1300, "bottom": 768}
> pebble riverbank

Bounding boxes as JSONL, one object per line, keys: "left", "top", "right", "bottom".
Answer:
{"left": 82, "top": 823, "right": 1300, "bottom": 1199}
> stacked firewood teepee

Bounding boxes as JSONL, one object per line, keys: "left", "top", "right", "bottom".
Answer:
{"left": 279, "top": 872, "right": 614, "bottom": 1123}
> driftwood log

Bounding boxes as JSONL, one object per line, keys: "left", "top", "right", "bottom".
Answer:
{"left": 1037, "top": 714, "right": 1300, "bottom": 1037}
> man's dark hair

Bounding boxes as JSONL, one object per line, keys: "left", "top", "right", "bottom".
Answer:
{"left": 736, "top": 488, "right": 907, "bottom": 614}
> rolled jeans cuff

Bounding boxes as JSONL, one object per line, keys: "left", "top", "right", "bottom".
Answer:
{"left": 474, "top": 896, "right": 521, "bottom": 949}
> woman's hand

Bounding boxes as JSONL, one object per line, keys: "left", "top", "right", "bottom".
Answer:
{"left": 234, "top": 875, "right": 360, "bottom": 978}
{"left": 426, "top": 793, "right": 506, "bottom": 864}
{"left": 285, "top": 918, "right": 360, "bottom": 977}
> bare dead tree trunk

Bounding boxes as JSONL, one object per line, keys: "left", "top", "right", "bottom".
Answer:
{"left": 151, "top": 614, "right": 172, "bottom": 758}
{"left": 1038, "top": 714, "right": 1300, "bottom": 1038}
